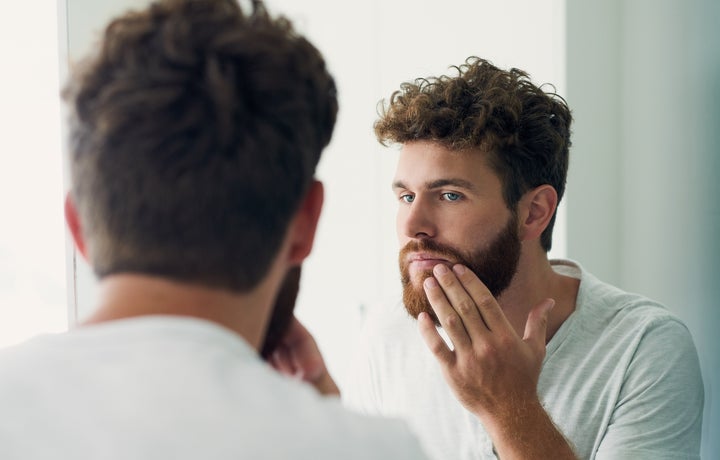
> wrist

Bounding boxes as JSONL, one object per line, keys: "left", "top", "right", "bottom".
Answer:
{"left": 483, "top": 399, "right": 576, "bottom": 460}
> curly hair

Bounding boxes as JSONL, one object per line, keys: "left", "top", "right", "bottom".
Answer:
{"left": 63, "top": 0, "right": 337, "bottom": 291}
{"left": 375, "top": 57, "right": 571, "bottom": 251}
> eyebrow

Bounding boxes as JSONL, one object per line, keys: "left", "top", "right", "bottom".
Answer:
{"left": 392, "top": 178, "right": 477, "bottom": 191}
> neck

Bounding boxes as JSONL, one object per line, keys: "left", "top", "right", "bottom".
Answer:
{"left": 81, "top": 274, "right": 275, "bottom": 351}
{"left": 496, "top": 246, "right": 579, "bottom": 343}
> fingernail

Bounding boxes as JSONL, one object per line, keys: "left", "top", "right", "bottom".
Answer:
{"left": 545, "top": 299, "right": 556, "bottom": 312}
{"left": 434, "top": 264, "right": 448, "bottom": 274}
{"left": 453, "top": 264, "right": 466, "bottom": 275}
{"left": 424, "top": 277, "right": 437, "bottom": 289}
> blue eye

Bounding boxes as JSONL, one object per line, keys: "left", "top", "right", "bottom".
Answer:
{"left": 442, "top": 192, "right": 461, "bottom": 201}
{"left": 400, "top": 194, "right": 415, "bottom": 203}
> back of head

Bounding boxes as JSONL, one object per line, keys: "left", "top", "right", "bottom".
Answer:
{"left": 64, "top": 0, "right": 337, "bottom": 291}
{"left": 375, "top": 57, "right": 571, "bottom": 251}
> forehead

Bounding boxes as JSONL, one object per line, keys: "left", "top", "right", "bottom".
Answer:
{"left": 394, "top": 141, "right": 500, "bottom": 188}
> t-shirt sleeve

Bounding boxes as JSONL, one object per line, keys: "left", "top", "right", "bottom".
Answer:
{"left": 595, "top": 318, "right": 704, "bottom": 459}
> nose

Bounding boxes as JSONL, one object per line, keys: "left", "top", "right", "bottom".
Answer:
{"left": 398, "top": 197, "right": 436, "bottom": 240}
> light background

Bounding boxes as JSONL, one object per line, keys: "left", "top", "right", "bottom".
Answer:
{"left": 0, "top": 1, "right": 717, "bottom": 458}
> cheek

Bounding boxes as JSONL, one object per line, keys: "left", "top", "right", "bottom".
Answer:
{"left": 451, "top": 218, "right": 497, "bottom": 251}
{"left": 442, "top": 211, "right": 473, "bottom": 235}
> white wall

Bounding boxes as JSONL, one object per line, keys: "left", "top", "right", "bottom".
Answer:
{"left": 0, "top": 1, "right": 66, "bottom": 348}
{"left": 566, "top": 1, "right": 720, "bottom": 457}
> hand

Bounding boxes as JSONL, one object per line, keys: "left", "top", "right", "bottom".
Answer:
{"left": 418, "top": 263, "right": 554, "bottom": 425}
{"left": 268, "top": 317, "right": 340, "bottom": 396}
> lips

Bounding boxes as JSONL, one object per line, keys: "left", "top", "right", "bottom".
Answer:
{"left": 406, "top": 253, "right": 453, "bottom": 272}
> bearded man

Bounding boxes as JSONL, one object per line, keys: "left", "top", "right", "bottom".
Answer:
{"left": 340, "top": 57, "right": 704, "bottom": 460}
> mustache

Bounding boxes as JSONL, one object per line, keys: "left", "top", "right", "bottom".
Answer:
{"left": 399, "top": 239, "right": 465, "bottom": 264}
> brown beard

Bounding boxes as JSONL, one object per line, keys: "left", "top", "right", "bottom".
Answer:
{"left": 399, "top": 213, "right": 521, "bottom": 326}
{"left": 260, "top": 266, "right": 301, "bottom": 359}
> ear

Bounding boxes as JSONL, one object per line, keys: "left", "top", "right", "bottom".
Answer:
{"left": 64, "top": 193, "right": 89, "bottom": 261}
{"left": 517, "top": 185, "right": 557, "bottom": 242}
{"left": 286, "top": 180, "right": 324, "bottom": 265}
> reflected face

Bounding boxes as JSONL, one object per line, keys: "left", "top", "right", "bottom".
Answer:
{"left": 260, "top": 266, "right": 301, "bottom": 359}
{"left": 394, "top": 141, "right": 521, "bottom": 324}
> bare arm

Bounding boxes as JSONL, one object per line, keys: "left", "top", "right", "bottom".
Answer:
{"left": 419, "top": 263, "right": 576, "bottom": 459}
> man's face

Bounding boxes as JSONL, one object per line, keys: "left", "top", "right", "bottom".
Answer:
{"left": 393, "top": 141, "right": 521, "bottom": 324}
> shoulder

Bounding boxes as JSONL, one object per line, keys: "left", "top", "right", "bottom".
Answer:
{"left": 565, "top": 261, "right": 690, "bottom": 337}
{"left": 301, "top": 397, "right": 428, "bottom": 458}
{"left": 552, "top": 260, "right": 701, "bottom": 375}
{"left": 0, "top": 333, "right": 63, "bottom": 380}
{"left": 234, "top": 369, "right": 427, "bottom": 458}
{"left": 567, "top": 262, "right": 701, "bottom": 382}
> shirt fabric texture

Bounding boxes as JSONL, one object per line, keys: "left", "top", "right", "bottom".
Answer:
{"left": 343, "top": 259, "right": 704, "bottom": 460}
{"left": 0, "top": 315, "right": 428, "bottom": 460}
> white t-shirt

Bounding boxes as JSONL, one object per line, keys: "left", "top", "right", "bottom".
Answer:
{"left": 0, "top": 316, "right": 428, "bottom": 460}
{"left": 343, "top": 260, "right": 704, "bottom": 460}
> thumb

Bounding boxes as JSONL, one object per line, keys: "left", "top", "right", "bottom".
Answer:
{"left": 523, "top": 298, "right": 555, "bottom": 351}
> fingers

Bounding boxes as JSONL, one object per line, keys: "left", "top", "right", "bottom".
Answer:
{"left": 423, "top": 263, "right": 551, "bottom": 363}
{"left": 269, "top": 317, "right": 319, "bottom": 380}
{"left": 270, "top": 345, "right": 300, "bottom": 377}
{"left": 522, "top": 298, "right": 555, "bottom": 355}
{"left": 449, "top": 264, "right": 510, "bottom": 331}
{"left": 428, "top": 264, "right": 491, "bottom": 338}
{"left": 423, "top": 275, "right": 472, "bottom": 348}
{"left": 417, "top": 311, "right": 455, "bottom": 364}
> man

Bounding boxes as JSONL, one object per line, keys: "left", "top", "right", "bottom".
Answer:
{"left": 0, "top": 1, "right": 428, "bottom": 459}
{"left": 341, "top": 58, "right": 705, "bottom": 459}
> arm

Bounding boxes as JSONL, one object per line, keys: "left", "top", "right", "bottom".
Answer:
{"left": 420, "top": 263, "right": 576, "bottom": 459}
{"left": 268, "top": 317, "right": 340, "bottom": 396}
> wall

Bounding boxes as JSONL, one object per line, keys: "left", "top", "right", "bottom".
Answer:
{"left": 0, "top": 0, "right": 66, "bottom": 348}
{"left": 566, "top": 1, "right": 720, "bottom": 457}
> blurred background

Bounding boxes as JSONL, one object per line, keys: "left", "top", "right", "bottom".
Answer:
{"left": 1, "top": 0, "right": 717, "bottom": 457}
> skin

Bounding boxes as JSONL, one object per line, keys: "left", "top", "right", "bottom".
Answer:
{"left": 397, "top": 141, "right": 579, "bottom": 459}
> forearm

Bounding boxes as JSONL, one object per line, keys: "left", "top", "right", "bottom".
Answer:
{"left": 483, "top": 400, "right": 576, "bottom": 460}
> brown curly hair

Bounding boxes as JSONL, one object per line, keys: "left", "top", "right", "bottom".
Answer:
{"left": 64, "top": 0, "right": 337, "bottom": 291}
{"left": 375, "top": 57, "right": 571, "bottom": 251}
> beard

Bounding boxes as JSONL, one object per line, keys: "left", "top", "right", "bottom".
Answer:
{"left": 399, "top": 213, "right": 521, "bottom": 326}
{"left": 260, "top": 266, "right": 301, "bottom": 359}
